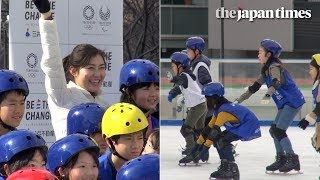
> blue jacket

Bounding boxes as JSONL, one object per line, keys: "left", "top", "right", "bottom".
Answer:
{"left": 151, "top": 115, "right": 159, "bottom": 129}
{"left": 312, "top": 81, "right": 320, "bottom": 122}
{"left": 98, "top": 151, "right": 117, "bottom": 180}
{"left": 265, "top": 63, "right": 305, "bottom": 109}
{"left": 213, "top": 103, "right": 261, "bottom": 141}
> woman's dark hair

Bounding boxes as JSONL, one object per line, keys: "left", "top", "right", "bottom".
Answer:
{"left": 63, "top": 44, "right": 106, "bottom": 83}
{"left": 120, "top": 82, "right": 159, "bottom": 113}
{"left": 58, "top": 149, "right": 99, "bottom": 180}
{"left": 6, "top": 147, "right": 47, "bottom": 175}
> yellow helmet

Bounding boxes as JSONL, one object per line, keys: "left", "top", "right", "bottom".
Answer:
{"left": 102, "top": 103, "right": 148, "bottom": 138}
{"left": 312, "top": 54, "right": 320, "bottom": 66}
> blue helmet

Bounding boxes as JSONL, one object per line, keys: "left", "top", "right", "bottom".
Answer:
{"left": 119, "top": 59, "right": 159, "bottom": 91}
{"left": 46, "top": 134, "right": 99, "bottom": 174}
{"left": 116, "top": 154, "right": 159, "bottom": 180}
{"left": 0, "top": 70, "right": 29, "bottom": 97}
{"left": 186, "top": 36, "right": 205, "bottom": 53}
{"left": 67, "top": 103, "right": 105, "bottom": 135}
{"left": 0, "top": 130, "right": 47, "bottom": 164}
{"left": 260, "top": 39, "right": 282, "bottom": 58}
{"left": 171, "top": 52, "right": 190, "bottom": 68}
{"left": 202, "top": 82, "right": 225, "bottom": 97}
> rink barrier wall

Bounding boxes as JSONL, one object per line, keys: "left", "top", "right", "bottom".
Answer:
{"left": 160, "top": 120, "right": 302, "bottom": 126}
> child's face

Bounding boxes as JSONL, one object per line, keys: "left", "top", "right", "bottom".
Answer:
{"left": 258, "top": 47, "right": 269, "bottom": 64}
{"left": 68, "top": 151, "right": 98, "bottom": 180}
{"left": 90, "top": 132, "right": 108, "bottom": 155}
{"left": 71, "top": 54, "right": 106, "bottom": 94}
{"left": 171, "top": 62, "right": 178, "bottom": 75}
{"left": 132, "top": 83, "right": 159, "bottom": 111}
{"left": 186, "top": 48, "right": 196, "bottom": 60}
{"left": 142, "top": 137, "right": 158, "bottom": 154}
{"left": 26, "top": 149, "right": 46, "bottom": 169}
{"left": 309, "top": 65, "right": 318, "bottom": 81}
{"left": 0, "top": 91, "right": 25, "bottom": 128}
{"left": 113, "top": 131, "right": 144, "bottom": 160}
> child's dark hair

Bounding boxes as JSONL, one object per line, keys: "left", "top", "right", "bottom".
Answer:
{"left": 207, "top": 95, "right": 230, "bottom": 110}
{"left": 148, "top": 128, "right": 159, "bottom": 152}
{"left": 57, "top": 149, "right": 99, "bottom": 179}
{"left": 5, "top": 147, "right": 47, "bottom": 176}
{"left": 63, "top": 44, "right": 106, "bottom": 83}
{"left": 120, "top": 82, "right": 159, "bottom": 112}
{"left": 310, "top": 58, "right": 320, "bottom": 84}
{"left": 0, "top": 90, "right": 26, "bottom": 103}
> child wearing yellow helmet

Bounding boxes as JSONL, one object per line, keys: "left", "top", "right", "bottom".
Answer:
{"left": 98, "top": 103, "right": 149, "bottom": 180}
{"left": 298, "top": 54, "right": 320, "bottom": 154}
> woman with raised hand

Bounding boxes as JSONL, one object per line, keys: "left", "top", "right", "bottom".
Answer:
{"left": 32, "top": 0, "right": 110, "bottom": 140}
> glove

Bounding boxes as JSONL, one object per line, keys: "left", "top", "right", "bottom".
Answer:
{"left": 32, "top": 0, "right": 51, "bottom": 13}
{"left": 176, "top": 95, "right": 185, "bottom": 112}
{"left": 261, "top": 94, "right": 271, "bottom": 104}
{"left": 298, "top": 119, "right": 309, "bottom": 130}
{"left": 168, "top": 93, "right": 174, "bottom": 103}
{"left": 166, "top": 71, "right": 173, "bottom": 81}
{"left": 300, "top": 113, "right": 317, "bottom": 130}
{"left": 179, "top": 143, "right": 205, "bottom": 164}
{"left": 176, "top": 105, "right": 182, "bottom": 112}
{"left": 201, "top": 126, "right": 211, "bottom": 140}
{"left": 177, "top": 95, "right": 185, "bottom": 106}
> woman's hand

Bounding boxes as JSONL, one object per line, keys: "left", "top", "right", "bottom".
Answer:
{"left": 32, "top": 0, "right": 52, "bottom": 20}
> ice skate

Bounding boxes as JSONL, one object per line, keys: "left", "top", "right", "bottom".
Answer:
{"left": 178, "top": 153, "right": 200, "bottom": 166}
{"left": 210, "top": 160, "right": 239, "bottom": 180}
{"left": 265, "top": 154, "right": 286, "bottom": 173}
{"left": 279, "top": 154, "right": 301, "bottom": 173}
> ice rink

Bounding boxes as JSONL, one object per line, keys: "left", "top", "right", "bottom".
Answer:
{"left": 161, "top": 126, "right": 319, "bottom": 180}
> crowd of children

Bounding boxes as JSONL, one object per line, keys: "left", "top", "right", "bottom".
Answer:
{"left": 165, "top": 37, "right": 319, "bottom": 179}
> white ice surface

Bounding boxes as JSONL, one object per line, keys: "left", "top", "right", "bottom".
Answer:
{"left": 161, "top": 126, "right": 319, "bottom": 180}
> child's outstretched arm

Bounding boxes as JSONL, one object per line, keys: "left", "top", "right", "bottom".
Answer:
{"left": 235, "top": 74, "right": 265, "bottom": 103}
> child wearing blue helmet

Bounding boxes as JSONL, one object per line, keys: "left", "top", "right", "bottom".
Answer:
{"left": 119, "top": 59, "right": 160, "bottom": 136}
{"left": 67, "top": 103, "right": 108, "bottom": 155}
{"left": 168, "top": 52, "right": 207, "bottom": 158}
{"left": 116, "top": 154, "right": 159, "bottom": 180}
{"left": 0, "top": 70, "right": 29, "bottom": 135}
{"left": 180, "top": 82, "right": 261, "bottom": 180}
{"left": 236, "top": 39, "right": 305, "bottom": 173}
{"left": 0, "top": 130, "right": 47, "bottom": 178}
{"left": 46, "top": 134, "right": 99, "bottom": 180}
{"left": 185, "top": 36, "right": 212, "bottom": 89}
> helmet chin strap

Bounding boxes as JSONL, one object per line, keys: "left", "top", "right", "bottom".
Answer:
{"left": 108, "top": 139, "right": 129, "bottom": 161}
{"left": 191, "top": 49, "right": 199, "bottom": 61}
{"left": 0, "top": 119, "right": 16, "bottom": 131}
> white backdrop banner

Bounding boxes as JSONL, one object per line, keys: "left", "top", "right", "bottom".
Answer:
{"left": 9, "top": 0, "right": 123, "bottom": 145}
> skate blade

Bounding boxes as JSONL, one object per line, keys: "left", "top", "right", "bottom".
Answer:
{"left": 209, "top": 176, "right": 239, "bottom": 180}
{"left": 266, "top": 170, "right": 303, "bottom": 175}
{"left": 178, "top": 162, "right": 201, "bottom": 167}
